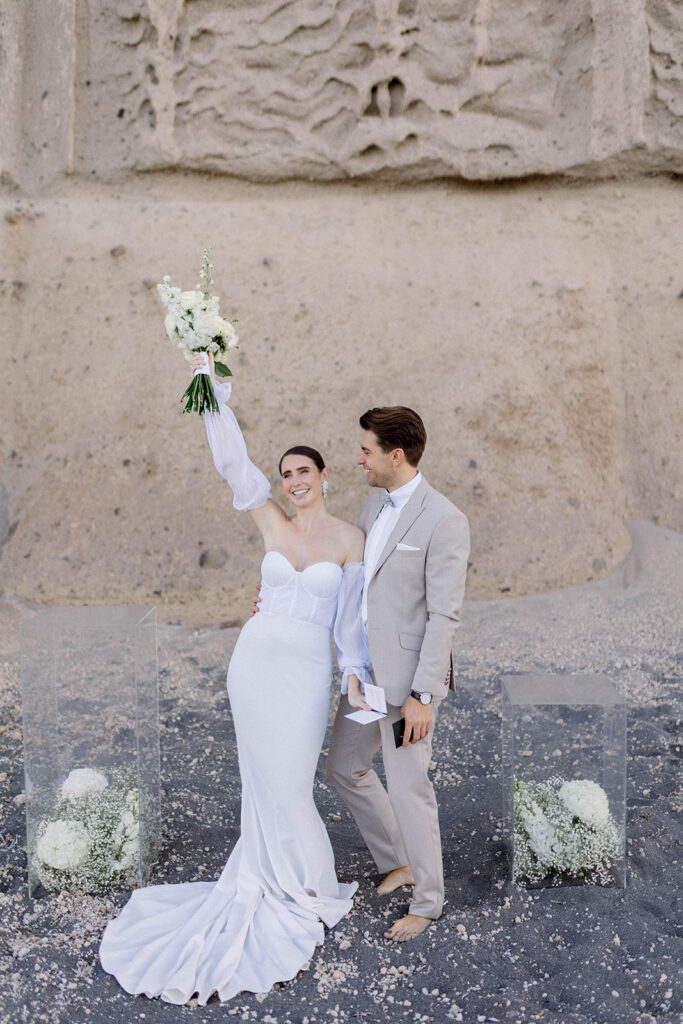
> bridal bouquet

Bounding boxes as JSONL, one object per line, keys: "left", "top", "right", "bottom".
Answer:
{"left": 33, "top": 767, "right": 145, "bottom": 893}
{"left": 513, "top": 776, "right": 621, "bottom": 886}
{"left": 157, "top": 248, "right": 238, "bottom": 416}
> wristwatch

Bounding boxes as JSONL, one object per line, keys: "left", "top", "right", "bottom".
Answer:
{"left": 410, "top": 689, "right": 432, "bottom": 705}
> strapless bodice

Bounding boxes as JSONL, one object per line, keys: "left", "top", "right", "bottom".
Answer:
{"left": 258, "top": 551, "right": 343, "bottom": 627}
{"left": 261, "top": 551, "right": 343, "bottom": 595}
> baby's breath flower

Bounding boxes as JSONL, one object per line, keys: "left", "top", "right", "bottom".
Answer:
{"left": 33, "top": 767, "right": 150, "bottom": 893}
{"left": 513, "top": 776, "right": 621, "bottom": 886}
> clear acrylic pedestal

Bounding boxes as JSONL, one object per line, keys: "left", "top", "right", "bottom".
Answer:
{"left": 501, "top": 673, "right": 627, "bottom": 888}
{"left": 20, "top": 606, "right": 160, "bottom": 896}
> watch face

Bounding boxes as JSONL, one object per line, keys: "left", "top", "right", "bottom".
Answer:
{"left": 420, "top": 693, "right": 431, "bottom": 704}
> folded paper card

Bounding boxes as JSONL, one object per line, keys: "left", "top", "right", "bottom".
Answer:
{"left": 363, "top": 683, "right": 387, "bottom": 715}
{"left": 345, "top": 709, "right": 386, "bottom": 725}
{"left": 345, "top": 681, "right": 388, "bottom": 725}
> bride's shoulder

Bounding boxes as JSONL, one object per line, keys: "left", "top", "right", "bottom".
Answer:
{"left": 329, "top": 516, "right": 362, "bottom": 539}
{"left": 334, "top": 521, "right": 364, "bottom": 564}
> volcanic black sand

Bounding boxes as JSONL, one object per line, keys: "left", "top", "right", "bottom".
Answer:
{"left": 0, "top": 521, "right": 680, "bottom": 1024}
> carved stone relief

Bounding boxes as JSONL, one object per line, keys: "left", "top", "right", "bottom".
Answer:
{"left": 62, "top": 0, "right": 683, "bottom": 181}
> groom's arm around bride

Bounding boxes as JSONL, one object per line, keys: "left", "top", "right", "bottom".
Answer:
{"left": 326, "top": 405, "right": 469, "bottom": 942}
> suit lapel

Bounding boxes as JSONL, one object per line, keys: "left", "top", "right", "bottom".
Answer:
{"left": 369, "top": 478, "right": 429, "bottom": 581}
{"left": 360, "top": 492, "right": 384, "bottom": 534}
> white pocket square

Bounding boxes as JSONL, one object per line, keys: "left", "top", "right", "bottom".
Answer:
{"left": 396, "top": 542, "right": 420, "bottom": 552}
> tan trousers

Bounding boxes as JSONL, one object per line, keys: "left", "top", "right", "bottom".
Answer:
{"left": 326, "top": 694, "right": 444, "bottom": 919}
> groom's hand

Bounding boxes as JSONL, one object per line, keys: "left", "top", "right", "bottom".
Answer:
{"left": 400, "top": 697, "right": 432, "bottom": 747}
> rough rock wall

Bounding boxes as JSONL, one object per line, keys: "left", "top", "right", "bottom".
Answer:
{"left": 1, "top": 178, "right": 682, "bottom": 624}
{"left": 1, "top": 2, "right": 682, "bottom": 624}
{"left": 3, "top": 0, "right": 683, "bottom": 189}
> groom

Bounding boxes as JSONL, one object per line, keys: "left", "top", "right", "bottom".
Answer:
{"left": 326, "top": 405, "right": 469, "bottom": 942}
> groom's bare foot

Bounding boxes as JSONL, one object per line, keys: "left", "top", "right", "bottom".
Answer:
{"left": 384, "top": 914, "right": 432, "bottom": 942}
{"left": 377, "top": 866, "right": 415, "bottom": 895}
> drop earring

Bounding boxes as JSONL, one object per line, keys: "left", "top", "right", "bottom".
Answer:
{"left": 322, "top": 480, "right": 329, "bottom": 498}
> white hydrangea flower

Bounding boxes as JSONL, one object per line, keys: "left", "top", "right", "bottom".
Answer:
{"left": 113, "top": 808, "right": 139, "bottom": 848}
{"left": 111, "top": 808, "right": 140, "bottom": 873}
{"left": 519, "top": 799, "right": 557, "bottom": 863}
{"left": 110, "top": 835, "right": 139, "bottom": 873}
{"left": 559, "top": 779, "right": 610, "bottom": 828}
{"left": 61, "top": 768, "right": 108, "bottom": 802}
{"left": 120, "top": 809, "right": 139, "bottom": 835}
{"left": 36, "top": 819, "right": 89, "bottom": 869}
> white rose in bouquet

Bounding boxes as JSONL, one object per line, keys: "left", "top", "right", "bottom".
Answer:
{"left": 179, "top": 289, "right": 204, "bottom": 307}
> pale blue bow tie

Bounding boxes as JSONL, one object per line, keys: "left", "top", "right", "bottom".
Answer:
{"left": 381, "top": 492, "right": 395, "bottom": 510}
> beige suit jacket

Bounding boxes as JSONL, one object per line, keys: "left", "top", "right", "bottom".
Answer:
{"left": 359, "top": 477, "right": 470, "bottom": 706}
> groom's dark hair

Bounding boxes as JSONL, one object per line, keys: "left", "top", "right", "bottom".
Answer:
{"left": 359, "top": 407, "right": 426, "bottom": 467}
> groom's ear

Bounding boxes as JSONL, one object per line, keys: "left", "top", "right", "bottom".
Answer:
{"left": 391, "top": 448, "right": 406, "bottom": 467}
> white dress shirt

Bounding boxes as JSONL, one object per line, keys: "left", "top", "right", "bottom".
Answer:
{"left": 362, "top": 471, "right": 423, "bottom": 626}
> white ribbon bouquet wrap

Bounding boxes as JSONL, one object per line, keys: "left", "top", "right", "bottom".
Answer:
{"left": 157, "top": 249, "right": 238, "bottom": 415}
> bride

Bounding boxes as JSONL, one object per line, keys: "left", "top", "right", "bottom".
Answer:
{"left": 99, "top": 354, "right": 372, "bottom": 1004}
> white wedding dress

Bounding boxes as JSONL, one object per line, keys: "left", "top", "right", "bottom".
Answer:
{"left": 99, "top": 381, "right": 371, "bottom": 1004}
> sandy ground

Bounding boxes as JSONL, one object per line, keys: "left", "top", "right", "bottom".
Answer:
{"left": 0, "top": 519, "right": 680, "bottom": 1024}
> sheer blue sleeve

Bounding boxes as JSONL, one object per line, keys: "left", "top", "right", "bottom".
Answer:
{"left": 203, "top": 380, "right": 272, "bottom": 512}
{"left": 334, "top": 562, "right": 373, "bottom": 693}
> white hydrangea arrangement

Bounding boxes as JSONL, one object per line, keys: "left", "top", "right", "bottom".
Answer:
{"left": 157, "top": 247, "right": 238, "bottom": 416}
{"left": 60, "top": 767, "right": 108, "bottom": 802}
{"left": 33, "top": 767, "right": 144, "bottom": 893}
{"left": 513, "top": 776, "right": 621, "bottom": 886}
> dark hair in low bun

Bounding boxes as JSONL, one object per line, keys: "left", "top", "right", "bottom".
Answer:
{"left": 278, "top": 445, "right": 326, "bottom": 476}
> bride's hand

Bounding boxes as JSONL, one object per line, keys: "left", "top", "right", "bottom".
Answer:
{"left": 347, "top": 674, "right": 371, "bottom": 711}
{"left": 190, "top": 351, "right": 214, "bottom": 375}
{"left": 250, "top": 583, "right": 262, "bottom": 618}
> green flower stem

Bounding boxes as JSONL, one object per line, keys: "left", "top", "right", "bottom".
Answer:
{"left": 180, "top": 374, "right": 219, "bottom": 416}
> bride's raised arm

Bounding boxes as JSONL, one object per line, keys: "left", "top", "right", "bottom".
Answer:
{"left": 192, "top": 354, "right": 284, "bottom": 535}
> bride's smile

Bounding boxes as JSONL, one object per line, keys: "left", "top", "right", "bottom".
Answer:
{"left": 281, "top": 460, "right": 326, "bottom": 506}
